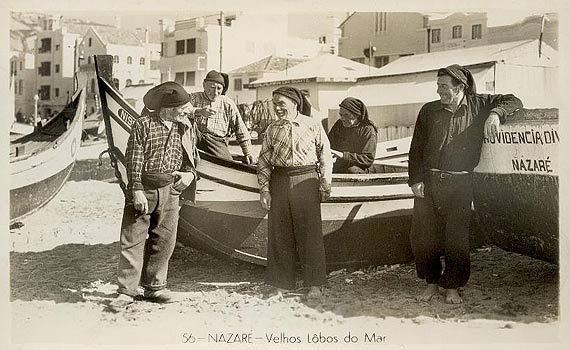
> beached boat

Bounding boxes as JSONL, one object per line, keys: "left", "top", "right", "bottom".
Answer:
{"left": 94, "top": 55, "right": 434, "bottom": 268}
{"left": 95, "top": 54, "right": 557, "bottom": 267}
{"left": 10, "top": 89, "right": 86, "bottom": 222}
{"left": 473, "top": 109, "right": 559, "bottom": 264}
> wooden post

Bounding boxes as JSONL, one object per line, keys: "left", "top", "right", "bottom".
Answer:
{"left": 94, "top": 55, "right": 114, "bottom": 86}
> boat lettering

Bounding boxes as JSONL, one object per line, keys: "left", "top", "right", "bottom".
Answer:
{"left": 118, "top": 108, "right": 136, "bottom": 128}
{"left": 485, "top": 128, "right": 559, "bottom": 145}
{"left": 511, "top": 157, "right": 553, "bottom": 173}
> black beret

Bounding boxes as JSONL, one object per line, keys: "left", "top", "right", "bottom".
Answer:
{"left": 143, "top": 81, "right": 190, "bottom": 110}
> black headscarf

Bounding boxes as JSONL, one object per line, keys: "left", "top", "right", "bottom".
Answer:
{"left": 272, "top": 86, "right": 312, "bottom": 116}
{"left": 437, "top": 64, "right": 476, "bottom": 94}
{"left": 339, "top": 97, "right": 377, "bottom": 132}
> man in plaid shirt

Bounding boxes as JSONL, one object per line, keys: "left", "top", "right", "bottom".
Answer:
{"left": 111, "top": 82, "right": 198, "bottom": 309}
{"left": 186, "top": 70, "right": 255, "bottom": 163}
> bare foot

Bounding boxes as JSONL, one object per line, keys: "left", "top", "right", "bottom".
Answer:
{"left": 306, "top": 286, "right": 323, "bottom": 299}
{"left": 445, "top": 289, "right": 463, "bottom": 304}
{"left": 418, "top": 283, "right": 439, "bottom": 302}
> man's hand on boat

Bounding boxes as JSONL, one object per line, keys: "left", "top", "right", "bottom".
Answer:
{"left": 484, "top": 112, "right": 501, "bottom": 140}
{"left": 244, "top": 154, "right": 257, "bottom": 165}
{"left": 172, "top": 171, "right": 196, "bottom": 192}
{"left": 133, "top": 190, "right": 149, "bottom": 214}
{"left": 330, "top": 149, "right": 343, "bottom": 162}
{"left": 411, "top": 182, "right": 425, "bottom": 198}
{"left": 194, "top": 107, "right": 217, "bottom": 118}
{"left": 260, "top": 191, "right": 271, "bottom": 211}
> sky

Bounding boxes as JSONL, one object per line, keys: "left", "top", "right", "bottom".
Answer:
{"left": 39, "top": 9, "right": 547, "bottom": 34}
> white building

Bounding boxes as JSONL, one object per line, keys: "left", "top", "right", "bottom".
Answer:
{"left": 227, "top": 55, "right": 307, "bottom": 105}
{"left": 158, "top": 12, "right": 329, "bottom": 93}
{"left": 79, "top": 26, "right": 161, "bottom": 116}
{"left": 10, "top": 52, "right": 36, "bottom": 121}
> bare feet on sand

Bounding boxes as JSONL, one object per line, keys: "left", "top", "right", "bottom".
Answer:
{"left": 445, "top": 289, "right": 463, "bottom": 304}
{"left": 418, "top": 283, "right": 439, "bottom": 302}
{"left": 307, "top": 286, "right": 323, "bottom": 299}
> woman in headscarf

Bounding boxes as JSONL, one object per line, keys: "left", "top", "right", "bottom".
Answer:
{"left": 257, "top": 86, "right": 333, "bottom": 300}
{"left": 328, "top": 97, "right": 377, "bottom": 173}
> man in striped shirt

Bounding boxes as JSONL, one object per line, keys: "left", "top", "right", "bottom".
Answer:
{"left": 257, "top": 86, "right": 332, "bottom": 299}
{"left": 186, "top": 70, "right": 255, "bottom": 163}
{"left": 112, "top": 82, "right": 198, "bottom": 309}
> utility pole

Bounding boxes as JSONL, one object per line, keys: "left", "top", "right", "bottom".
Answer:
{"left": 219, "top": 11, "right": 223, "bottom": 71}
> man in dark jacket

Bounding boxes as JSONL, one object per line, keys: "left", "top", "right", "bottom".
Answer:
{"left": 408, "top": 64, "right": 522, "bottom": 304}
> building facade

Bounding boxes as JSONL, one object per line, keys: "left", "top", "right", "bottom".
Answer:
{"left": 158, "top": 13, "right": 331, "bottom": 94}
{"left": 10, "top": 52, "right": 36, "bottom": 121}
{"left": 33, "top": 17, "right": 81, "bottom": 119}
{"left": 427, "top": 13, "right": 489, "bottom": 52}
{"left": 78, "top": 26, "right": 161, "bottom": 116}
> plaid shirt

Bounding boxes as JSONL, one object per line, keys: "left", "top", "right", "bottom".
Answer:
{"left": 257, "top": 112, "right": 332, "bottom": 193}
{"left": 126, "top": 112, "right": 188, "bottom": 193}
{"left": 188, "top": 92, "right": 252, "bottom": 155}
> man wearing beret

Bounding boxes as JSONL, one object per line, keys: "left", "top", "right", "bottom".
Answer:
{"left": 186, "top": 70, "right": 255, "bottom": 163}
{"left": 408, "top": 64, "right": 522, "bottom": 304}
{"left": 111, "top": 81, "right": 199, "bottom": 309}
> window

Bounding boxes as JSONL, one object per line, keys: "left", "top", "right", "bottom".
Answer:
{"left": 374, "top": 56, "right": 389, "bottom": 68}
{"left": 161, "top": 42, "right": 165, "bottom": 57}
{"left": 112, "top": 78, "right": 119, "bottom": 89}
{"left": 234, "top": 78, "right": 243, "bottom": 91}
{"left": 18, "top": 80, "right": 23, "bottom": 95}
{"left": 472, "top": 24, "right": 482, "bottom": 40}
{"left": 126, "top": 79, "right": 132, "bottom": 86}
{"left": 88, "top": 37, "right": 92, "bottom": 47}
{"left": 127, "top": 56, "right": 133, "bottom": 64}
{"left": 90, "top": 79, "right": 96, "bottom": 93}
{"left": 55, "top": 44, "right": 60, "bottom": 51}
{"left": 452, "top": 25, "right": 462, "bottom": 39}
{"left": 186, "top": 38, "right": 196, "bottom": 54}
{"left": 39, "top": 85, "right": 51, "bottom": 100}
{"left": 318, "top": 36, "right": 327, "bottom": 44}
{"left": 91, "top": 107, "right": 95, "bottom": 114}
{"left": 140, "top": 57, "right": 145, "bottom": 65}
{"left": 139, "top": 80, "right": 145, "bottom": 84}
{"left": 113, "top": 55, "right": 119, "bottom": 64}
{"left": 176, "top": 40, "right": 185, "bottom": 55}
{"left": 55, "top": 88, "right": 59, "bottom": 97}
{"left": 431, "top": 29, "right": 441, "bottom": 43}
{"left": 55, "top": 64, "right": 60, "bottom": 73}
{"left": 39, "top": 38, "right": 52, "bottom": 53}
{"left": 374, "top": 12, "right": 387, "bottom": 33}
{"left": 87, "top": 56, "right": 92, "bottom": 64}
{"left": 39, "top": 61, "right": 51, "bottom": 76}
{"left": 10, "top": 61, "right": 15, "bottom": 75}
{"left": 174, "top": 72, "right": 185, "bottom": 85}
{"left": 185, "top": 71, "right": 195, "bottom": 86}
{"left": 352, "top": 57, "right": 365, "bottom": 64}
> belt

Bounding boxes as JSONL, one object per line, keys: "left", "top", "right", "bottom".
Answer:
{"left": 273, "top": 165, "right": 317, "bottom": 176}
{"left": 429, "top": 168, "right": 470, "bottom": 179}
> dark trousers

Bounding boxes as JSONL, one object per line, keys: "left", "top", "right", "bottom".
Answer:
{"left": 410, "top": 172, "right": 473, "bottom": 289}
{"left": 266, "top": 167, "right": 327, "bottom": 290}
{"left": 197, "top": 131, "right": 232, "bottom": 160}
{"left": 117, "top": 185, "right": 180, "bottom": 297}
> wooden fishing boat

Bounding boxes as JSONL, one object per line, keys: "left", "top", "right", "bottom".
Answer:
{"left": 96, "top": 54, "right": 557, "bottom": 267}
{"left": 473, "top": 109, "right": 559, "bottom": 264}
{"left": 10, "top": 89, "right": 86, "bottom": 222}
{"left": 94, "top": 55, "right": 430, "bottom": 268}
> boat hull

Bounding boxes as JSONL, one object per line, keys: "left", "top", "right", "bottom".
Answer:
{"left": 473, "top": 109, "right": 559, "bottom": 264}
{"left": 10, "top": 90, "right": 85, "bottom": 222}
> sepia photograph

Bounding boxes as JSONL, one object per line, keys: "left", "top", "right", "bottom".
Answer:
{"left": 3, "top": 0, "right": 568, "bottom": 349}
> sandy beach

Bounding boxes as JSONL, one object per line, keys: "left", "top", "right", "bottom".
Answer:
{"left": 7, "top": 159, "right": 563, "bottom": 349}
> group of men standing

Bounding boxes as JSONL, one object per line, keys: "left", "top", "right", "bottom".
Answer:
{"left": 110, "top": 64, "right": 522, "bottom": 310}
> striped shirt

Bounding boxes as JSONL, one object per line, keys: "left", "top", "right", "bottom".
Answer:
{"left": 257, "top": 112, "right": 332, "bottom": 193}
{"left": 188, "top": 92, "right": 252, "bottom": 155}
{"left": 126, "top": 112, "right": 186, "bottom": 192}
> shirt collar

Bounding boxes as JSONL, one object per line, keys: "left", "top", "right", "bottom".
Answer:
{"left": 441, "top": 95, "right": 468, "bottom": 113}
